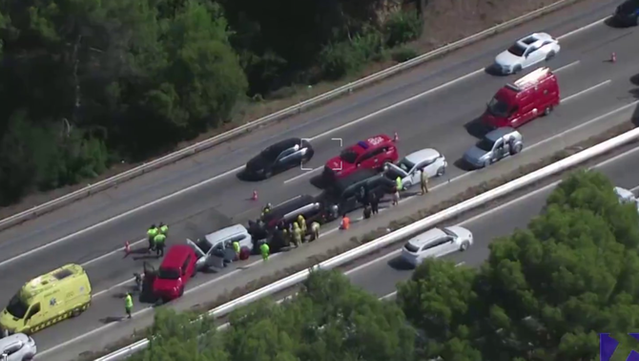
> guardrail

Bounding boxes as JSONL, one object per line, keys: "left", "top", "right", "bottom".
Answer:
{"left": 93, "top": 127, "right": 639, "bottom": 361}
{"left": 0, "top": 0, "right": 581, "bottom": 231}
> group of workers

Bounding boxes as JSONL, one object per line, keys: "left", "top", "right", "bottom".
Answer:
{"left": 146, "top": 223, "right": 169, "bottom": 257}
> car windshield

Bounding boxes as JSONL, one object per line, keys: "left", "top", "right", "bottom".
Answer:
{"left": 443, "top": 228, "right": 457, "bottom": 238}
{"left": 507, "top": 43, "right": 526, "bottom": 57}
{"left": 339, "top": 148, "right": 359, "bottom": 164}
{"left": 397, "top": 158, "right": 415, "bottom": 172}
{"left": 476, "top": 138, "right": 495, "bottom": 152}
{"left": 487, "top": 97, "right": 511, "bottom": 117}
{"left": 158, "top": 267, "right": 180, "bottom": 280}
{"left": 6, "top": 293, "right": 29, "bottom": 319}
{"left": 404, "top": 242, "right": 420, "bottom": 253}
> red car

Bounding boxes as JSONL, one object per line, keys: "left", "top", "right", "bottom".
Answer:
{"left": 152, "top": 245, "right": 197, "bottom": 301}
{"left": 323, "top": 134, "right": 398, "bottom": 180}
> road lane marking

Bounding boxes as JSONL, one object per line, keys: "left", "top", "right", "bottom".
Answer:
{"left": 561, "top": 79, "right": 610, "bottom": 103}
{"left": 524, "top": 100, "right": 639, "bottom": 153}
{"left": 3, "top": 14, "right": 610, "bottom": 270}
{"left": 554, "top": 60, "right": 580, "bottom": 72}
{"left": 283, "top": 167, "right": 322, "bottom": 184}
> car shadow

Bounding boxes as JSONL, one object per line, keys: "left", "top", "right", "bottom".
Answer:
{"left": 236, "top": 169, "right": 262, "bottom": 182}
{"left": 454, "top": 158, "right": 476, "bottom": 172}
{"left": 484, "top": 64, "right": 508, "bottom": 77}
{"left": 464, "top": 117, "right": 490, "bottom": 139}
{"left": 604, "top": 16, "right": 632, "bottom": 29}
{"left": 310, "top": 174, "right": 328, "bottom": 189}
{"left": 387, "top": 256, "right": 414, "bottom": 271}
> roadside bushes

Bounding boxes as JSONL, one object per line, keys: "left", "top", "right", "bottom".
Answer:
{"left": 319, "top": 10, "right": 424, "bottom": 79}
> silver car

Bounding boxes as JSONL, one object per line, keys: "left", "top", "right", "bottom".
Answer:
{"left": 463, "top": 127, "right": 523, "bottom": 169}
{"left": 494, "top": 32, "right": 560, "bottom": 74}
{"left": 0, "top": 333, "right": 37, "bottom": 361}
{"left": 401, "top": 226, "right": 473, "bottom": 267}
{"left": 614, "top": 186, "right": 639, "bottom": 213}
{"left": 384, "top": 148, "right": 447, "bottom": 189}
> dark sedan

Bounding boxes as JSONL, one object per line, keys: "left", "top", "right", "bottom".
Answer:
{"left": 244, "top": 138, "right": 314, "bottom": 179}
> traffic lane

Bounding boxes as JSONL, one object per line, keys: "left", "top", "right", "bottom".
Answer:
{"left": 0, "top": 35, "right": 629, "bottom": 289}
{"left": 0, "top": 3, "right": 619, "bottom": 250}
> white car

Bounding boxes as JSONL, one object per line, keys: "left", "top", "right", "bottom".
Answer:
{"left": 0, "top": 333, "right": 37, "bottom": 361}
{"left": 401, "top": 226, "right": 473, "bottom": 267}
{"left": 384, "top": 148, "right": 447, "bottom": 189}
{"left": 614, "top": 186, "right": 639, "bottom": 212}
{"left": 187, "top": 224, "right": 253, "bottom": 270}
{"left": 494, "top": 33, "right": 560, "bottom": 74}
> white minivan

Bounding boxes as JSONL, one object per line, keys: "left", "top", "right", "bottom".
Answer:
{"left": 401, "top": 226, "right": 473, "bottom": 267}
{"left": 187, "top": 224, "right": 253, "bottom": 270}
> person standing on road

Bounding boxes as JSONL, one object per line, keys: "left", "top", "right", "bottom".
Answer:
{"left": 392, "top": 186, "right": 400, "bottom": 206}
{"left": 147, "top": 225, "right": 158, "bottom": 252}
{"left": 297, "top": 215, "right": 307, "bottom": 241}
{"left": 125, "top": 292, "right": 133, "bottom": 319}
{"left": 420, "top": 169, "right": 429, "bottom": 195}
{"left": 292, "top": 222, "right": 302, "bottom": 247}
{"left": 232, "top": 240, "right": 240, "bottom": 259}
{"left": 395, "top": 176, "right": 403, "bottom": 192}
{"left": 311, "top": 221, "right": 320, "bottom": 241}
{"left": 260, "top": 242, "right": 270, "bottom": 261}
{"left": 159, "top": 222, "right": 169, "bottom": 236}
{"left": 154, "top": 232, "right": 166, "bottom": 257}
{"left": 340, "top": 214, "right": 350, "bottom": 230}
{"left": 369, "top": 192, "right": 379, "bottom": 215}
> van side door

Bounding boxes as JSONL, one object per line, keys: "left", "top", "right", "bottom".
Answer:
{"left": 24, "top": 303, "right": 42, "bottom": 331}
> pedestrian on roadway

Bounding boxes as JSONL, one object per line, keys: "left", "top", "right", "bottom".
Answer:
{"left": 125, "top": 292, "right": 133, "bottom": 319}
{"left": 147, "top": 224, "right": 159, "bottom": 252}
{"left": 260, "top": 242, "right": 270, "bottom": 262}
{"left": 420, "top": 169, "right": 429, "bottom": 195}
{"left": 310, "top": 221, "right": 320, "bottom": 241}
{"left": 153, "top": 232, "right": 166, "bottom": 257}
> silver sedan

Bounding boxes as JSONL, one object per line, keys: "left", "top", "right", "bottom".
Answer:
{"left": 493, "top": 32, "right": 560, "bottom": 74}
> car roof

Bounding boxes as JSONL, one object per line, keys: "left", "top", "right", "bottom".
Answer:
{"left": 348, "top": 134, "right": 393, "bottom": 153}
{"left": 0, "top": 333, "right": 29, "bottom": 349}
{"left": 404, "top": 148, "right": 440, "bottom": 164}
{"left": 264, "top": 195, "right": 316, "bottom": 220}
{"left": 160, "top": 245, "right": 194, "bottom": 269}
{"left": 204, "top": 224, "right": 249, "bottom": 245}
{"left": 332, "top": 168, "right": 380, "bottom": 190}
{"left": 407, "top": 228, "right": 447, "bottom": 247}
{"left": 518, "top": 33, "right": 552, "bottom": 46}
{"left": 485, "top": 127, "right": 517, "bottom": 142}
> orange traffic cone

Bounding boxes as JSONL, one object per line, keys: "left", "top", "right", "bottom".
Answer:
{"left": 252, "top": 190, "right": 258, "bottom": 201}
{"left": 393, "top": 132, "right": 399, "bottom": 142}
{"left": 610, "top": 52, "right": 616, "bottom": 63}
{"left": 124, "top": 241, "right": 130, "bottom": 254}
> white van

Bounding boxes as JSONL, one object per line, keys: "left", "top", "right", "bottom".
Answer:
{"left": 0, "top": 333, "right": 37, "bottom": 361}
{"left": 187, "top": 224, "right": 253, "bottom": 270}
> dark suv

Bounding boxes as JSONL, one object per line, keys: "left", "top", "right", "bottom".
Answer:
{"left": 614, "top": 0, "right": 639, "bottom": 26}
{"left": 323, "top": 168, "right": 395, "bottom": 215}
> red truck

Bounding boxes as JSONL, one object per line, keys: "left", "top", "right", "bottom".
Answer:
{"left": 482, "top": 67, "right": 560, "bottom": 129}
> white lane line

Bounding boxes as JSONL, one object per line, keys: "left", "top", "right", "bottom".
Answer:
{"left": 525, "top": 100, "right": 639, "bottom": 153}
{"left": 4, "top": 16, "right": 610, "bottom": 270}
{"left": 283, "top": 168, "right": 322, "bottom": 184}
{"left": 554, "top": 60, "right": 580, "bottom": 73}
{"left": 561, "top": 80, "right": 611, "bottom": 103}
{"left": 557, "top": 17, "right": 607, "bottom": 40}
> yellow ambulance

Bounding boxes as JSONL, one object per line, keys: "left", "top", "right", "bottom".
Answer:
{"left": 0, "top": 264, "right": 91, "bottom": 335}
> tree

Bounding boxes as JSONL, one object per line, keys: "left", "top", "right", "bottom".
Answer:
{"left": 397, "top": 170, "right": 639, "bottom": 361}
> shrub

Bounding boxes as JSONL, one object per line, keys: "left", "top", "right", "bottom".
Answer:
{"left": 384, "top": 10, "right": 423, "bottom": 48}
{"left": 319, "top": 41, "right": 365, "bottom": 79}
{"left": 391, "top": 46, "right": 418, "bottom": 62}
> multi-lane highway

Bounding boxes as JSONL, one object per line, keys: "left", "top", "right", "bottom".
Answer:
{"left": 0, "top": 0, "right": 636, "bottom": 359}
{"left": 346, "top": 143, "right": 639, "bottom": 301}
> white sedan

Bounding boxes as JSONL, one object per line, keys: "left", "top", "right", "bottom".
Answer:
{"left": 401, "top": 226, "right": 473, "bottom": 267}
{"left": 384, "top": 148, "right": 447, "bottom": 189}
{"left": 493, "top": 32, "right": 560, "bottom": 74}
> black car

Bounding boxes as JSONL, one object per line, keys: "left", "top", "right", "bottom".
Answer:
{"left": 244, "top": 138, "right": 314, "bottom": 179}
{"left": 247, "top": 194, "right": 333, "bottom": 251}
{"left": 614, "top": 0, "right": 639, "bottom": 26}
{"left": 323, "top": 168, "right": 395, "bottom": 215}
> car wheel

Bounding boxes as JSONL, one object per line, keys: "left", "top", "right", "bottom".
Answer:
{"left": 543, "top": 106, "right": 552, "bottom": 116}
{"left": 436, "top": 166, "right": 446, "bottom": 176}
{"left": 513, "top": 65, "right": 522, "bottom": 74}
{"left": 545, "top": 51, "right": 556, "bottom": 61}
{"left": 179, "top": 286, "right": 184, "bottom": 296}
{"left": 512, "top": 143, "right": 523, "bottom": 155}
{"left": 460, "top": 241, "right": 470, "bottom": 251}
{"left": 264, "top": 169, "right": 273, "bottom": 178}
{"left": 71, "top": 308, "right": 82, "bottom": 317}
{"left": 483, "top": 159, "right": 492, "bottom": 168}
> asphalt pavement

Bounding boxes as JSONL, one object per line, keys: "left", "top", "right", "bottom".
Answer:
{"left": 346, "top": 144, "right": 639, "bottom": 299}
{"left": 1, "top": 0, "right": 638, "bottom": 358}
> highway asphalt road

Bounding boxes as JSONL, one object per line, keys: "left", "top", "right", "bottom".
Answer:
{"left": 2, "top": 0, "right": 638, "bottom": 357}
{"left": 346, "top": 144, "right": 639, "bottom": 300}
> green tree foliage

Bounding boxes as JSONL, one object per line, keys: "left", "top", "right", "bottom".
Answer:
{"left": 0, "top": 0, "right": 423, "bottom": 206}
{"left": 130, "top": 270, "right": 415, "bottom": 361}
{"left": 398, "top": 170, "right": 639, "bottom": 360}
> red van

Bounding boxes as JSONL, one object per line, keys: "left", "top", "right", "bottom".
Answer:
{"left": 152, "top": 245, "right": 197, "bottom": 301}
{"left": 482, "top": 67, "right": 559, "bottom": 129}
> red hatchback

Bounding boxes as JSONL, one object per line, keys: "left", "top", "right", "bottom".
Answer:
{"left": 152, "top": 245, "right": 197, "bottom": 301}
{"left": 323, "top": 134, "right": 398, "bottom": 180}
